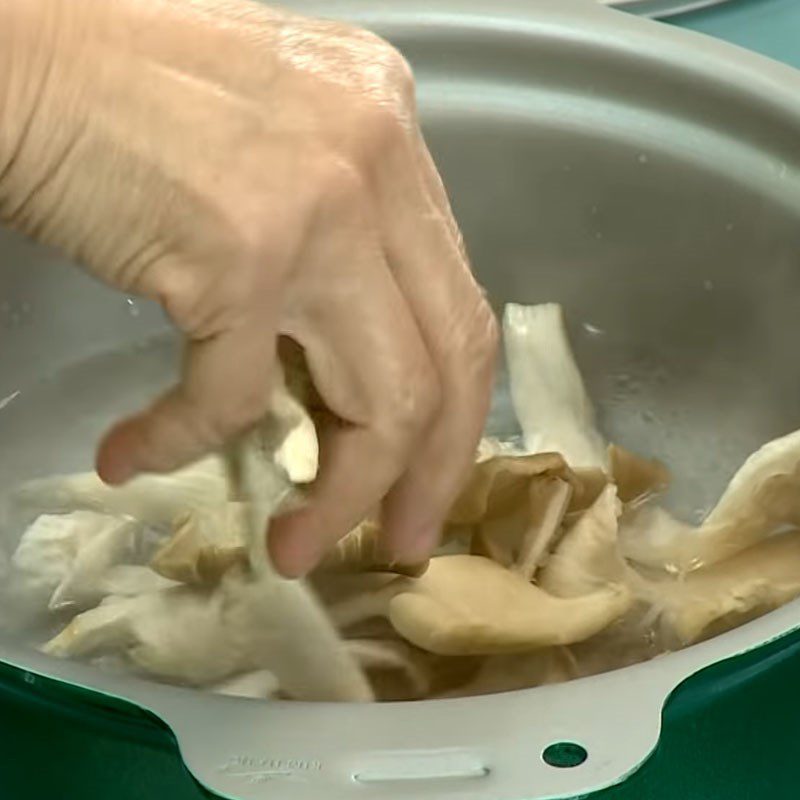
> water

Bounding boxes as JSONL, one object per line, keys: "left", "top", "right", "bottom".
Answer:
{"left": 0, "top": 334, "right": 179, "bottom": 548}
{"left": 582, "top": 322, "right": 605, "bottom": 338}
{"left": 0, "top": 314, "right": 760, "bottom": 540}
{"left": 125, "top": 297, "right": 141, "bottom": 318}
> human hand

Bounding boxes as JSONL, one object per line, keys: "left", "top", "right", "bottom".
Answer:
{"left": 0, "top": 0, "right": 498, "bottom": 576}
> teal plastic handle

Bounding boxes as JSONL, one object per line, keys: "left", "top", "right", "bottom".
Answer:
{"left": 2, "top": 628, "right": 800, "bottom": 799}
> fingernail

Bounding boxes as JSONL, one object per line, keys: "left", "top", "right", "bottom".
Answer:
{"left": 95, "top": 450, "right": 137, "bottom": 486}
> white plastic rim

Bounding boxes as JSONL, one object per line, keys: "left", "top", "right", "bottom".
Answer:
{"left": 1, "top": 1, "right": 799, "bottom": 799}
{"left": 3, "top": 598, "right": 800, "bottom": 800}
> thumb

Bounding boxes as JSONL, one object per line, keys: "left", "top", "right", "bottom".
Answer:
{"left": 96, "top": 319, "right": 276, "bottom": 484}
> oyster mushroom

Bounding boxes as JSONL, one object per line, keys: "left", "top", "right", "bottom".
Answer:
{"left": 347, "top": 639, "right": 432, "bottom": 700}
{"left": 448, "top": 452, "right": 574, "bottom": 526}
{"left": 221, "top": 381, "right": 373, "bottom": 702}
{"left": 608, "top": 444, "right": 670, "bottom": 506}
{"left": 317, "top": 521, "right": 429, "bottom": 578}
{"left": 538, "top": 484, "right": 631, "bottom": 599}
{"left": 503, "top": 302, "right": 607, "bottom": 469}
{"left": 437, "top": 648, "right": 577, "bottom": 698}
{"left": 44, "top": 367, "right": 372, "bottom": 702}
{"left": 5, "top": 511, "right": 144, "bottom": 620}
{"left": 510, "top": 478, "right": 573, "bottom": 580}
{"left": 390, "top": 555, "right": 630, "bottom": 655}
{"left": 453, "top": 452, "right": 578, "bottom": 573}
{"left": 150, "top": 504, "right": 248, "bottom": 585}
{"left": 328, "top": 556, "right": 630, "bottom": 656}
{"left": 12, "top": 369, "right": 319, "bottom": 534}
{"left": 211, "top": 669, "right": 280, "bottom": 700}
{"left": 472, "top": 475, "right": 573, "bottom": 579}
{"left": 43, "top": 563, "right": 372, "bottom": 701}
{"left": 621, "top": 429, "right": 800, "bottom": 573}
{"left": 12, "top": 457, "right": 229, "bottom": 533}
{"left": 644, "top": 529, "right": 800, "bottom": 646}
{"left": 53, "top": 565, "right": 177, "bottom": 612}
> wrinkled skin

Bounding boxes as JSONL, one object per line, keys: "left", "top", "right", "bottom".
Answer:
{"left": 0, "top": 0, "right": 498, "bottom": 576}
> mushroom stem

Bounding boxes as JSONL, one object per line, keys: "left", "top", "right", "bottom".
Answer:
{"left": 503, "top": 303, "right": 607, "bottom": 469}
{"left": 512, "top": 478, "right": 573, "bottom": 581}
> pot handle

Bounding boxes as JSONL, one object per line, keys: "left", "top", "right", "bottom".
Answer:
{"left": 142, "top": 668, "right": 673, "bottom": 800}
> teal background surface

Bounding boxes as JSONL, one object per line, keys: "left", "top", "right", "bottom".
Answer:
{"left": 675, "top": 0, "right": 800, "bottom": 69}
{"left": 1, "top": 1, "right": 799, "bottom": 798}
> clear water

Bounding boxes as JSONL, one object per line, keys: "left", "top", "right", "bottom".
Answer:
{"left": 0, "top": 334, "right": 180, "bottom": 551}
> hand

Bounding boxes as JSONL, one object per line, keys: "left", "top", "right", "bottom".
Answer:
{"left": 0, "top": 0, "right": 498, "bottom": 576}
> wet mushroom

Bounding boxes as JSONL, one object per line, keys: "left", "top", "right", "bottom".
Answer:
{"left": 539, "top": 484, "right": 631, "bottom": 599}
{"left": 326, "top": 555, "right": 630, "bottom": 656}
{"left": 621, "top": 429, "right": 800, "bottom": 573}
{"left": 389, "top": 555, "right": 630, "bottom": 655}
{"left": 150, "top": 504, "right": 248, "bottom": 585}
{"left": 437, "top": 648, "right": 577, "bottom": 698}
{"left": 317, "top": 521, "right": 429, "bottom": 578}
{"left": 503, "top": 302, "right": 607, "bottom": 469}
{"left": 644, "top": 529, "right": 800, "bottom": 646}
{"left": 12, "top": 457, "right": 229, "bottom": 534}
{"left": 6, "top": 511, "right": 143, "bottom": 620}
{"left": 608, "top": 444, "right": 670, "bottom": 506}
{"left": 347, "top": 639, "right": 432, "bottom": 700}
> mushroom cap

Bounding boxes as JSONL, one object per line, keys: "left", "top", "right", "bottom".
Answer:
{"left": 389, "top": 555, "right": 630, "bottom": 656}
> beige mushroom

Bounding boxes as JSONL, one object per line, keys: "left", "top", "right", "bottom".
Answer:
{"left": 538, "top": 484, "right": 631, "bottom": 599}
{"left": 471, "top": 477, "right": 572, "bottom": 579}
{"left": 5, "top": 511, "right": 148, "bottom": 622}
{"left": 608, "top": 444, "right": 670, "bottom": 506}
{"left": 511, "top": 478, "right": 573, "bottom": 580}
{"left": 317, "top": 521, "right": 429, "bottom": 578}
{"left": 621, "top": 429, "right": 800, "bottom": 573}
{"left": 448, "top": 452, "right": 575, "bottom": 526}
{"left": 43, "top": 565, "right": 373, "bottom": 701}
{"left": 644, "top": 529, "right": 800, "bottom": 646}
{"left": 387, "top": 555, "right": 630, "bottom": 655}
{"left": 437, "top": 648, "right": 577, "bottom": 698}
{"left": 55, "top": 565, "right": 177, "bottom": 610}
{"left": 150, "top": 505, "right": 248, "bottom": 585}
{"left": 43, "top": 365, "right": 372, "bottom": 703}
{"left": 210, "top": 669, "right": 280, "bottom": 700}
{"left": 12, "top": 367, "right": 319, "bottom": 534}
{"left": 221, "top": 388, "right": 373, "bottom": 702}
{"left": 327, "top": 555, "right": 629, "bottom": 656}
{"left": 12, "top": 458, "right": 229, "bottom": 534}
{"left": 347, "top": 639, "right": 432, "bottom": 700}
{"left": 503, "top": 302, "right": 608, "bottom": 469}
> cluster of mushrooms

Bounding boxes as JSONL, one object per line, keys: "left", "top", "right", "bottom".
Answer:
{"left": 2, "top": 302, "right": 800, "bottom": 703}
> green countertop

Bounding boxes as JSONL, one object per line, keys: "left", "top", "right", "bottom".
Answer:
{"left": 0, "top": 2, "right": 798, "bottom": 799}
{"left": 675, "top": 0, "right": 800, "bottom": 69}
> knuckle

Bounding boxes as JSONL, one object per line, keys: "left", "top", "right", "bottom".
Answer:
{"left": 373, "top": 39, "right": 416, "bottom": 98}
{"left": 152, "top": 267, "right": 206, "bottom": 333}
{"left": 381, "top": 362, "right": 441, "bottom": 441}
{"left": 362, "top": 103, "right": 408, "bottom": 152}
{"left": 445, "top": 294, "right": 500, "bottom": 380}
{"left": 155, "top": 265, "right": 242, "bottom": 339}
{"left": 315, "top": 153, "right": 367, "bottom": 208}
{"left": 205, "top": 387, "right": 270, "bottom": 442}
{"left": 387, "top": 50, "right": 416, "bottom": 103}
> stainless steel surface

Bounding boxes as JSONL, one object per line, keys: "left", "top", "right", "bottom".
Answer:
{"left": 1, "top": 1, "right": 800, "bottom": 798}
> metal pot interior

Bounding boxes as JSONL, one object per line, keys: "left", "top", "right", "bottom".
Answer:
{"left": 1, "top": 0, "right": 800, "bottom": 682}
